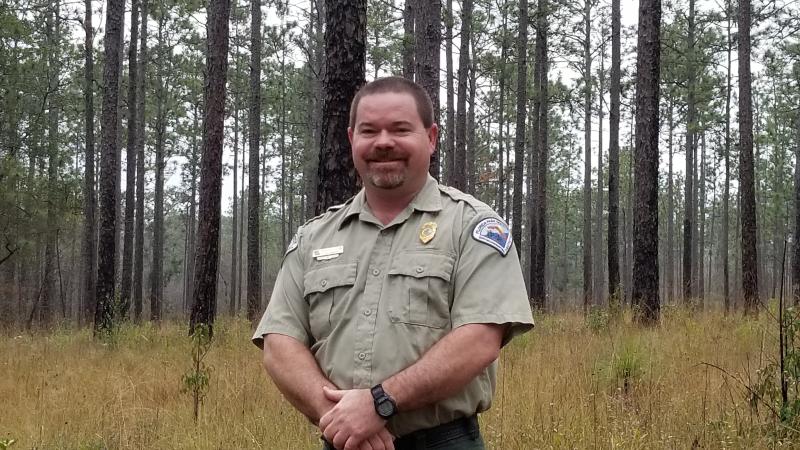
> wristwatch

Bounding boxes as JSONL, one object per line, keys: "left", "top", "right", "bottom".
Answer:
{"left": 370, "top": 384, "right": 397, "bottom": 419}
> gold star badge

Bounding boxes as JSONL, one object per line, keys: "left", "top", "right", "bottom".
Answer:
{"left": 420, "top": 222, "right": 437, "bottom": 244}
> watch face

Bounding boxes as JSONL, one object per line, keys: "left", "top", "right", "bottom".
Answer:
{"left": 377, "top": 399, "right": 395, "bottom": 417}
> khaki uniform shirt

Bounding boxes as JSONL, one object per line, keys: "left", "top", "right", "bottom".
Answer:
{"left": 253, "top": 175, "right": 533, "bottom": 437}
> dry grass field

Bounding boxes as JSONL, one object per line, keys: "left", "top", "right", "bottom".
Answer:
{"left": 1, "top": 306, "right": 797, "bottom": 449}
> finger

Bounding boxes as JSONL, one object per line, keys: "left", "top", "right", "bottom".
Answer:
{"left": 319, "top": 411, "right": 332, "bottom": 431}
{"left": 378, "top": 429, "right": 394, "bottom": 450}
{"left": 323, "top": 424, "right": 338, "bottom": 443}
{"left": 333, "top": 431, "right": 348, "bottom": 450}
{"left": 323, "top": 386, "right": 346, "bottom": 401}
{"left": 345, "top": 435, "right": 364, "bottom": 450}
{"left": 367, "top": 433, "right": 385, "bottom": 450}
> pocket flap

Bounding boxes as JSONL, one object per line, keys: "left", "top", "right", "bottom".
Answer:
{"left": 388, "top": 252, "right": 455, "bottom": 281}
{"left": 304, "top": 262, "right": 358, "bottom": 296}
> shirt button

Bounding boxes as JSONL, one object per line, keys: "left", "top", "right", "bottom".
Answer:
{"left": 415, "top": 266, "right": 424, "bottom": 273}
{"left": 358, "top": 352, "right": 367, "bottom": 360}
{"left": 372, "top": 268, "right": 380, "bottom": 276}
{"left": 321, "top": 280, "right": 327, "bottom": 287}
{"left": 363, "top": 309, "right": 371, "bottom": 316}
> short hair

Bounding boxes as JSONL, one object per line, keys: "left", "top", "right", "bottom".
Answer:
{"left": 349, "top": 76, "right": 434, "bottom": 128}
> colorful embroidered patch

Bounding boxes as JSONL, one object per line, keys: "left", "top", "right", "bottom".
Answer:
{"left": 472, "top": 217, "right": 512, "bottom": 256}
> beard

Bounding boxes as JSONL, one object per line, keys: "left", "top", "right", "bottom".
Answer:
{"left": 364, "top": 165, "right": 407, "bottom": 189}
{"left": 362, "top": 148, "right": 408, "bottom": 189}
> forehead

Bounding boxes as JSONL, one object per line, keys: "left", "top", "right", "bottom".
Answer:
{"left": 354, "top": 92, "right": 422, "bottom": 125}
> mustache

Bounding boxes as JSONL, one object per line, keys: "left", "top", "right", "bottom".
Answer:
{"left": 365, "top": 148, "right": 405, "bottom": 162}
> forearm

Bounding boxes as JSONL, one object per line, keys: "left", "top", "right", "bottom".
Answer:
{"left": 263, "top": 333, "right": 338, "bottom": 425}
{"left": 382, "top": 323, "right": 504, "bottom": 412}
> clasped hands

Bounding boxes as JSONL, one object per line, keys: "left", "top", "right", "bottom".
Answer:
{"left": 319, "top": 386, "right": 395, "bottom": 450}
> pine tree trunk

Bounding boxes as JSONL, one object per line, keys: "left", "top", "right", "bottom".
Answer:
{"left": 81, "top": 0, "right": 97, "bottom": 327}
{"left": 120, "top": 0, "right": 140, "bottom": 320}
{"left": 151, "top": 15, "right": 167, "bottom": 322}
{"left": 133, "top": 0, "right": 148, "bottom": 323}
{"left": 414, "top": 0, "right": 441, "bottom": 179}
{"left": 315, "top": 0, "right": 366, "bottom": 213}
{"left": 723, "top": 0, "right": 732, "bottom": 312}
{"left": 632, "top": 0, "right": 661, "bottom": 324}
{"left": 667, "top": 100, "right": 675, "bottom": 304}
{"left": 608, "top": 0, "right": 621, "bottom": 307}
{"left": 467, "top": 47, "right": 476, "bottom": 196}
{"left": 247, "top": 0, "right": 262, "bottom": 322}
{"left": 699, "top": 131, "right": 706, "bottom": 307}
{"left": 230, "top": 103, "right": 239, "bottom": 316}
{"left": 738, "top": 0, "right": 759, "bottom": 314}
{"left": 94, "top": 0, "right": 125, "bottom": 335}
{"left": 190, "top": 0, "right": 231, "bottom": 336}
{"left": 594, "top": 44, "right": 605, "bottom": 306}
{"left": 402, "top": 0, "right": 414, "bottom": 79}
{"left": 497, "top": 2, "right": 508, "bottom": 217}
{"left": 43, "top": 2, "right": 60, "bottom": 327}
{"left": 582, "top": 0, "right": 593, "bottom": 313}
{"left": 530, "top": 0, "right": 548, "bottom": 309}
{"left": 511, "top": 0, "right": 528, "bottom": 256}
{"left": 793, "top": 109, "right": 800, "bottom": 306}
{"left": 444, "top": 0, "right": 455, "bottom": 186}
{"left": 453, "top": 0, "right": 471, "bottom": 192}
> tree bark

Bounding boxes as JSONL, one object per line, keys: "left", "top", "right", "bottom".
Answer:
{"left": 315, "top": 0, "right": 366, "bottom": 213}
{"left": 511, "top": 0, "right": 528, "bottom": 256}
{"left": 444, "top": 0, "right": 455, "bottom": 186}
{"left": 738, "top": 0, "right": 759, "bottom": 315}
{"left": 632, "top": 0, "right": 661, "bottom": 324}
{"left": 530, "top": 0, "right": 548, "bottom": 310}
{"left": 667, "top": 100, "right": 674, "bottom": 305}
{"left": 150, "top": 11, "right": 167, "bottom": 322}
{"left": 497, "top": 2, "right": 508, "bottom": 217}
{"left": 723, "top": 0, "right": 732, "bottom": 312}
{"left": 190, "top": 0, "right": 231, "bottom": 335}
{"left": 683, "top": 0, "right": 696, "bottom": 305}
{"left": 81, "top": 0, "right": 97, "bottom": 327}
{"left": 582, "top": 0, "right": 593, "bottom": 313}
{"left": 120, "top": 0, "right": 140, "bottom": 320}
{"left": 594, "top": 41, "right": 605, "bottom": 306}
{"left": 413, "top": 0, "right": 441, "bottom": 179}
{"left": 133, "top": 0, "right": 148, "bottom": 322}
{"left": 608, "top": 0, "right": 621, "bottom": 308}
{"left": 402, "top": 0, "right": 414, "bottom": 79}
{"left": 231, "top": 101, "right": 239, "bottom": 316}
{"left": 247, "top": 0, "right": 262, "bottom": 322}
{"left": 453, "top": 0, "right": 471, "bottom": 192}
{"left": 698, "top": 131, "right": 706, "bottom": 307}
{"left": 94, "top": 0, "right": 125, "bottom": 336}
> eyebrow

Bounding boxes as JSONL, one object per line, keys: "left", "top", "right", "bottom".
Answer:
{"left": 357, "top": 120, "right": 414, "bottom": 129}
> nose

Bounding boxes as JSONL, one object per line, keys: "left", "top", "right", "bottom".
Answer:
{"left": 374, "top": 129, "right": 394, "bottom": 148}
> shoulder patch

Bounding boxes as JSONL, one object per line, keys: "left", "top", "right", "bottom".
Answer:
{"left": 472, "top": 217, "right": 512, "bottom": 256}
{"left": 285, "top": 232, "right": 299, "bottom": 256}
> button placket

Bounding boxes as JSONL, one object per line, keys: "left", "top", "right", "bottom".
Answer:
{"left": 353, "top": 228, "right": 394, "bottom": 387}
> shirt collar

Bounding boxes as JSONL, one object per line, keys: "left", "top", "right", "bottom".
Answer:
{"left": 339, "top": 175, "right": 442, "bottom": 229}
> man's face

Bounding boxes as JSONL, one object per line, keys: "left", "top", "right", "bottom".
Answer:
{"left": 348, "top": 92, "right": 437, "bottom": 192}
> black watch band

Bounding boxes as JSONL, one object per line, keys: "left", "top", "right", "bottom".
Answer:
{"left": 370, "top": 384, "right": 397, "bottom": 419}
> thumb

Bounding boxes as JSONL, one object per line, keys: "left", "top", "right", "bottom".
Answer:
{"left": 323, "top": 385, "right": 346, "bottom": 401}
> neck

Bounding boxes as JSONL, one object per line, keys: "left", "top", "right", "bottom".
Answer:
{"left": 364, "top": 184, "right": 422, "bottom": 225}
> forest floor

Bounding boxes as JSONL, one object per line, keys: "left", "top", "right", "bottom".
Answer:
{"left": 1, "top": 306, "right": 798, "bottom": 449}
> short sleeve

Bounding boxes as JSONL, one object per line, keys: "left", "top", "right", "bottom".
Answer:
{"left": 251, "top": 230, "right": 311, "bottom": 349}
{"left": 450, "top": 211, "right": 534, "bottom": 346}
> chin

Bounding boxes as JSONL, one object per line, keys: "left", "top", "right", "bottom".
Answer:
{"left": 367, "top": 173, "right": 406, "bottom": 189}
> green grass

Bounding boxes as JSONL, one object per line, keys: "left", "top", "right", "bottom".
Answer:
{"left": 1, "top": 309, "right": 797, "bottom": 449}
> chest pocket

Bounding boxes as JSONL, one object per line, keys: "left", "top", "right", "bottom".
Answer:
{"left": 304, "top": 262, "right": 357, "bottom": 340}
{"left": 386, "top": 252, "right": 455, "bottom": 329}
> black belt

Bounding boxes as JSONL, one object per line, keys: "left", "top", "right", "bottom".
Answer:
{"left": 322, "top": 415, "right": 480, "bottom": 450}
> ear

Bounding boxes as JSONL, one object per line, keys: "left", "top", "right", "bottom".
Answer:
{"left": 427, "top": 123, "right": 439, "bottom": 155}
{"left": 348, "top": 127, "right": 354, "bottom": 145}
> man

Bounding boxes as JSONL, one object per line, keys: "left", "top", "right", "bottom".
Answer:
{"left": 252, "top": 77, "right": 533, "bottom": 450}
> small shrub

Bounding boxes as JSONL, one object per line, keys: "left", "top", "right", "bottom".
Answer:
{"left": 182, "top": 323, "right": 213, "bottom": 423}
{"left": 586, "top": 307, "right": 611, "bottom": 334}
